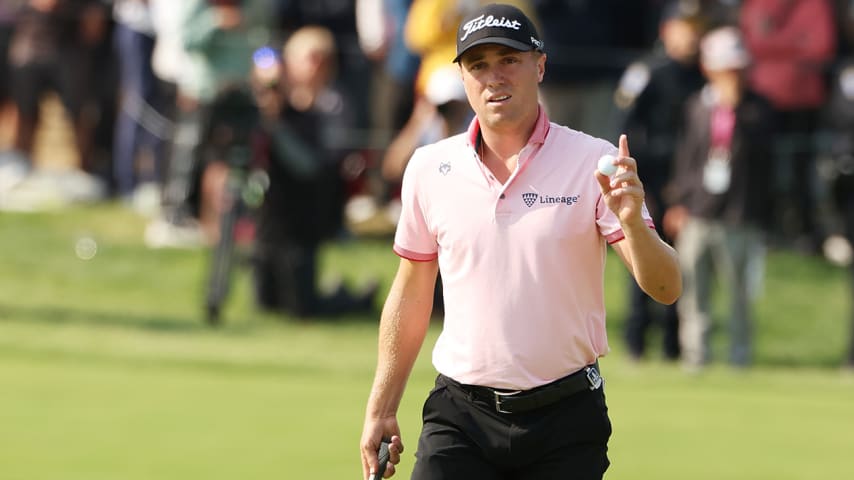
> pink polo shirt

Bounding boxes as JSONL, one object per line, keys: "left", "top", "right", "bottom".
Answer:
{"left": 394, "top": 107, "right": 653, "bottom": 390}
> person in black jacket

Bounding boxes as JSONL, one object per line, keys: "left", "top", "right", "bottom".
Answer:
{"left": 200, "top": 26, "right": 377, "bottom": 318}
{"left": 614, "top": 1, "right": 706, "bottom": 362}
{"left": 663, "top": 26, "right": 776, "bottom": 371}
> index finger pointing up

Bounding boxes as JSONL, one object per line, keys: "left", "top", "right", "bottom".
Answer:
{"left": 619, "top": 134, "right": 630, "bottom": 158}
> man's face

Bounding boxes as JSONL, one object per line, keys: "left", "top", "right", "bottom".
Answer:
{"left": 458, "top": 44, "right": 545, "bottom": 132}
{"left": 704, "top": 67, "right": 746, "bottom": 90}
{"left": 285, "top": 47, "right": 332, "bottom": 88}
{"left": 30, "top": 0, "right": 59, "bottom": 12}
{"left": 661, "top": 18, "right": 701, "bottom": 64}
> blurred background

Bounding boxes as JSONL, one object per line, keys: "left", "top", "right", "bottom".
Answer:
{"left": 0, "top": 0, "right": 853, "bottom": 478}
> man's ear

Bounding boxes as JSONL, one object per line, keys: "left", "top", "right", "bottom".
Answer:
{"left": 537, "top": 53, "right": 546, "bottom": 83}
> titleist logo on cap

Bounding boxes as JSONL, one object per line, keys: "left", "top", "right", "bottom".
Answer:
{"left": 453, "top": 3, "right": 543, "bottom": 63}
{"left": 460, "top": 14, "right": 522, "bottom": 42}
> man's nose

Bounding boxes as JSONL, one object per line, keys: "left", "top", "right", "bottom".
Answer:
{"left": 486, "top": 67, "right": 506, "bottom": 88}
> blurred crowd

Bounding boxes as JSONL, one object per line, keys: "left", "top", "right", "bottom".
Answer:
{"left": 0, "top": 0, "right": 851, "bottom": 362}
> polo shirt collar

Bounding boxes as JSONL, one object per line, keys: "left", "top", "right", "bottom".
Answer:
{"left": 466, "top": 105, "right": 551, "bottom": 150}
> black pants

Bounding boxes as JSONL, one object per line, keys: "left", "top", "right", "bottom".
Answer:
{"left": 411, "top": 374, "right": 611, "bottom": 480}
{"left": 772, "top": 109, "right": 821, "bottom": 245}
{"left": 625, "top": 279, "right": 680, "bottom": 360}
{"left": 252, "top": 242, "right": 319, "bottom": 316}
{"left": 623, "top": 178, "right": 680, "bottom": 360}
{"left": 252, "top": 242, "right": 375, "bottom": 317}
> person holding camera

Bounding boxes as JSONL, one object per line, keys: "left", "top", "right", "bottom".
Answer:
{"left": 201, "top": 26, "right": 378, "bottom": 318}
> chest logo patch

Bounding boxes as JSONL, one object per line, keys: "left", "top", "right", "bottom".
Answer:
{"left": 439, "top": 162, "right": 451, "bottom": 175}
{"left": 522, "top": 192, "right": 581, "bottom": 208}
{"left": 522, "top": 192, "right": 538, "bottom": 207}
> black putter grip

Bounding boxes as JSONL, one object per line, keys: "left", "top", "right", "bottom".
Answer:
{"left": 371, "top": 439, "right": 391, "bottom": 480}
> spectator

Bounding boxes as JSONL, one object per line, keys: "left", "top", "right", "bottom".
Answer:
{"left": 144, "top": 0, "right": 273, "bottom": 248}
{"left": 276, "top": 0, "right": 373, "bottom": 136}
{"left": 614, "top": 0, "right": 707, "bottom": 361}
{"left": 357, "top": 0, "right": 420, "bottom": 143}
{"left": 664, "top": 26, "right": 776, "bottom": 371}
{"left": 78, "top": 1, "right": 116, "bottom": 187}
{"left": 355, "top": 0, "right": 421, "bottom": 215}
{"left": 740, "top": 0, "right": 837, "bottom": 252}
{"left": 112, "top": 0, "right": 167, "bottom": 204}
{"left": 7, "top": 0, "right": 110, "bottom": 177}
{"left": 200, "top": 27, "right": 378, "bottom": 317}
{"left": 146, "top": 0, "right": 190, "bottom": 229}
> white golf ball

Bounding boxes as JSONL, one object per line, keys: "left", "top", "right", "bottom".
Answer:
{"left": 598, "top": 154, "right": 618, "bottom": 176}
{"left": 75, "top": 236, "right": 98, "bottom": 260}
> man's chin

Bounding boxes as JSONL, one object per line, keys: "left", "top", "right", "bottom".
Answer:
{"left": 480, "top": 106, "right": 512, "bottom": 123}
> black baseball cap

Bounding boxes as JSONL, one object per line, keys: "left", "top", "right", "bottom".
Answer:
{"left": 453, "top": 3, "right": 544, "bottom": 63}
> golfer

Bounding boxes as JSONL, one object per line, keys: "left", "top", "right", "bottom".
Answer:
{"left": 360, "top": 4, "right": 682, "bottom": 479}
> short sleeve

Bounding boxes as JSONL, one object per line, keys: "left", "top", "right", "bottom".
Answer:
{"left": 393, "top": 149, "right": 439, "bottom": 261}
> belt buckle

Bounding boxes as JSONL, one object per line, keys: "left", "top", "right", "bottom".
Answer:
{"left": 585, "top": 366, "right": 603, "bottom": 390}
{"left": 493, "top": 390, "right": 521, "bottom": 414}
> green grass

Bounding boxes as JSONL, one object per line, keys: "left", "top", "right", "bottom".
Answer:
{"left": 0, "top": 204, "right": 852, "bottom": 479}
